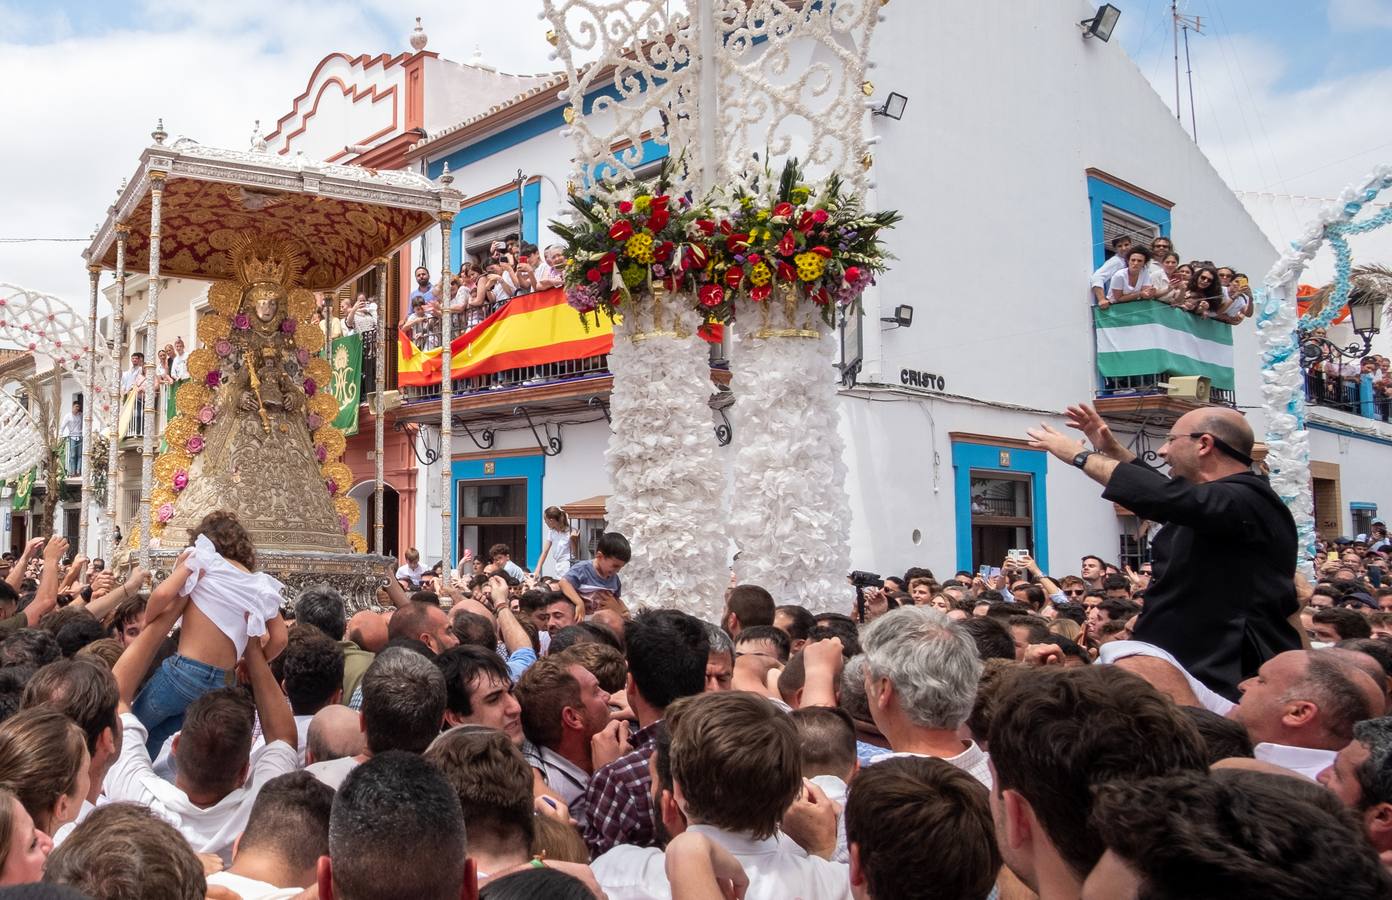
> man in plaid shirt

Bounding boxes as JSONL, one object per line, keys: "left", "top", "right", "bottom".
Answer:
{"left": 581, "top": 609, "right": 710, "bottom": 856}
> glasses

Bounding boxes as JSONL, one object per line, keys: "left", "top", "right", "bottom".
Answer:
{"left": 1162, "top": 432, "right": 1253, "bottom": 465}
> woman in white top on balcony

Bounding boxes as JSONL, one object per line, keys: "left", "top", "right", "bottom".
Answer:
{"left": 1103, "top": 247, "right": 1155, "bottom": 308}
{"left": 1149, "top": 251, "right": 1182, "bottom": 304}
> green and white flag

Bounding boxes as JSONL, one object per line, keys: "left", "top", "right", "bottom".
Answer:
{"left": 11, "top": 468, "right": 34, "bottom": 511}
{"left": 329, "top": 333, "right": 361, "bottom": 437}
{"left": 1094, "top": 301, "right": 1234, "bottom": 390}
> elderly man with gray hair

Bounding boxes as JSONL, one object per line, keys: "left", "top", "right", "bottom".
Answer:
{"left": 859, "top": 605, "right": 991, "bottom": 787}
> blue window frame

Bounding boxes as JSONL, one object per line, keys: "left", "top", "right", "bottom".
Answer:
{"left": 450, "top": 181, "right": 542, "bottom": 270}
{"left": 449, "top": 454, "right": 545, "bottom": 569}
{"left": 951, "top": 441, "right": 1049, "bottom": 574}
{"left": 1086, "top": 173, "right": 1172, "bottom": 268}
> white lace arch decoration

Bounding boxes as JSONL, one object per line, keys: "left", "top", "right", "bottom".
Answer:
{"left": 0, "top": 283, "right": 117, "bottom": 481}
{"left": 541, "top": 0, "right": 882, "bottom": 194}
{"left": 1256, "top": 161, "right": 1392, "bottom": 578}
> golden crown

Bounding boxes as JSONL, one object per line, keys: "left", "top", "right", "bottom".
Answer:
{"left": 225, "top": 232, "right": 305, "bottom": 288}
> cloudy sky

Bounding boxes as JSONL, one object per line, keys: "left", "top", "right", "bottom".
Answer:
{"left": 1, "top": 0, "right": 1388, "bottom": 308}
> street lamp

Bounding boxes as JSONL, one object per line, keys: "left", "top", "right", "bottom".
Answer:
{"left": 873, "top": 92, "right": 908, "bottom": 120}
{"left": 1349, "top": 293, "right": 1384, "bottom": 346}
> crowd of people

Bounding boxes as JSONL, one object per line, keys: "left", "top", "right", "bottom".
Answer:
{"left": 403, "top": 236, "right": 566, "bottom": 351}
{"left": 1301, "top": 330, "right": 1392, "bottom": 422}
{"left": 0, "top": 488, "right": 1386, "bottom": 899}
{"left": 1089, "top": 233, "right": 1255, "bottom": 325}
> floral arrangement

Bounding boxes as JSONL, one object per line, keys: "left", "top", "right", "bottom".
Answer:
{"left": 551, "top": 163, "right": 723, "bottom": 323}
{"left": 706, "top": 158, "right": 901, "bottom": 325}
{"left": 549, "top": 158, "right": 899, "bottom": 328}
{"left": 148, "top": 281, "right": 362, "bottom": 551}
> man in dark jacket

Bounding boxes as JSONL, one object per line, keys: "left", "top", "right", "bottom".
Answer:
{"left": 1028, "top": 403, "right": 1300, "bottom": 700}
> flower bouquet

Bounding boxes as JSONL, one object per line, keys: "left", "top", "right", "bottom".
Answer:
{"left": 710, "top": 158, "right": 900, "bottom": 327}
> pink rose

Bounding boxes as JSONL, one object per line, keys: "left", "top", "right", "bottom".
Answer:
{"left": 196, "top": 405, "right": 215, "bottom": 425}
{"left": 214, "top": 339, "right": 233, "bottom": 357}
{"left": 307, "top": 413, "right": 324, "bottom": 430}
{"left": 338, "top": 514, "right": 350, "bottom": 533}
{"left": 303, "top": 378, "right": 317, "bottom": 397}
{"left": 186, "top": 435, "right": 205, "bottom": 454}
{"left": 325, "top": 478, "right": 339, "bottom": 495}
{"left": 157, "top": 502, "right": 175, "bottom": 523}
{"left": 281, "top": 318, "right": 297, "bottom": 334}
{"left": 205, "top": 370, "right": 221, "bottom": 387}
{"left": 172, "top": 470, "right": 188, "bottom": 492}
{"left": 232, "top": 314, "right": 250, "bottom": 330}
{"left": 297, "top": 349, "right": 310, "bottom": 366}
{"left": 315, "top": 444, "right": 328, "bottom": 463}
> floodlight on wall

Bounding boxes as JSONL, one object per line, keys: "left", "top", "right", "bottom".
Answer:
{"left": 880, "top": 304, "right": 914, "bottom": 328}
{"left": 872, "top": 91, "right": 908, "bottom": 120}
{"left": 1080, "top": 4, "right": 1121, "bottom": 41}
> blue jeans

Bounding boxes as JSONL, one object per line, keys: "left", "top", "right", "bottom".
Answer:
{"left": 131, "top": 654, "right": 230, "bottom": 756}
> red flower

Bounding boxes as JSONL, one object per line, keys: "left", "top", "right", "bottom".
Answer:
{"left": 726, "top": 233, "right": 750, "bottom": 253}
{"left": 777, "top": 232, "right": 797, "bottom": 256}
{"left": 811, "top": 245, "right": 832, "bottom": 258}
{"left": 617, "top": 201, "right": 633, "bottom": 214}
{"left": 815, "top": 288, "right": 831, "bottom": 305}
{"left": 724, "top": 266, "right": 745, "bottom": 289}
{"left": 699, "top": 285, "right": 725, "bottom": 308}
{"left": 647, "top": 209, "right": 670, "bottom": 231}
{"left": 610, "top": 290, "right": 624, "bottom": 307}
{"left": 811, "top": 209, "right": 829, "bottom": 225}
{"left": 652, "top": 195, "right": 670, "bottom": 210}
{"left": 696, "top": 219, "right": 716, "bottom": 236}
{"left": 747, "top": 252, "right": 763, "bottom": 265}
{"left": 844, "top": 266, "right": 862, "bottom": 283}
{"left": 599, "top": 252, "right": 617, "bottom": 273}
{"left": 776, "top": 261, "right": 797, "bottom": 281}
{"left": 609, "top": 220, "right": 634, "bottom": 241}
{"left": 750, "top": 284, "right": 772, "bottom": 302}
{"left": 586, "top": 268, "right": 602, "bottom": 283}
{"left": 798, "top": 211, "right": 816, "bottom": 232}
{"left": 683, "top": 245, "right": 709, "bottom": 271}
{"left": 655, "top": 241, "right": 675, "bottom": 261}
{"left": 773, "top": 202, "right": 794, "bottom": 218}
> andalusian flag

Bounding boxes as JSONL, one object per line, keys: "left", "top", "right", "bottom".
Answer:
{"left": 11, "top": 468, "right": 34, "bottom": 512}
{"left": 1094, "top": 301, "right": 1235, "bottom": 391}
{"left": 399, "top": 288, "right": 614, "bottom": 387}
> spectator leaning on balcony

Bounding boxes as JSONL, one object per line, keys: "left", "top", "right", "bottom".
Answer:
{"left": 1103, "top": 247, "right": 1154, "bottom": 308}
{"left": 1089, "top": 234, "right": 1132, "bottom": 306}
{"left": 536, "top": 245, "right": 567, "bottom": 290}
{"left": 341, "top": 291, "right": 378, "bottom": 336}
{"left": 1183, "top": 265, "right": 1223, "bottom": 315}
{"left": 1151, "top": 251, "right": 1182, "bottom": 303}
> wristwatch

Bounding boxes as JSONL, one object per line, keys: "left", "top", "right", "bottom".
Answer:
{"left": 1072, "top": 450, "right": 1095, "bottom": 469}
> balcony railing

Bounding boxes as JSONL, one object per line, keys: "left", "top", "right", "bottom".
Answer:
{"left": 1304, "top": 370, "right": 1390, "bottom": 422}
{"left": 401, "top": 354, "right": 612, "bottom": 404}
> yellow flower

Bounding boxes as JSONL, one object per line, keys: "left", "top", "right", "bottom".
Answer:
{"left": 791, "top": 185, "right": 811, "bottom": 204}
{"left": 749, "top": 262, "right": 772, "bottom": 286}
{"left": 624, "top": 233, "right": 655, "bottom": 264}
{"left": 755, "top": 211, "right": 770, "bottom": 221}
{"left": 795, "top": 251, "right": 826, "bottom": 282}
{"left": 634, "top": 195, "right": 652, "bottom": 213}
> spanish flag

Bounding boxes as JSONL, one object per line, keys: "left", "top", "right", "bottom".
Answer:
{"left": 398, "top": 288, "right": 721, "bottom": 387}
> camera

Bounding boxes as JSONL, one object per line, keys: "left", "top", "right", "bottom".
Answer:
{"left": 849, "top": 570, "right": 884, "bottom": 589}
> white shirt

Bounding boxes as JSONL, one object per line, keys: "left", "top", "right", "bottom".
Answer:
{"left": 1107, "top": 266, "right": 1151, "bottom": 299}
{"left": 305, "top": 755, "right": 360, "bottom": 790}
{"left": 1253, "top": 742, "right": 1337, "bottom": 781}
{"left": 60, "top": 413, "right": 83, "bottom": 440}
{"left": 103, "top": 712, "right": 299, "bottom": 863}
{"left": 250, "top": 714, "right": 314, "bottom": 766}
{"left": 171, "top": 353, "right": 190, "bottom": 380}
{"left": 809, "top": 774, "right": 849, "bottom": 864}
{"left": 205, "top": 872, "right": 303, "bottom": 900}
{"left": 592, "top": 823, "right": 852, "bottom": 900}
{"left": 181, "top": 535, "right": 285, "bottom": 659}
{"left": 545, "top": 527, "right": 573, "bottom": 576}
{"left": 121, "top": 366, "right": 144, "bottom": 392}
{"left": 344, "top": 301, "right": 379, "bottom": 335}
{"left": 396, "top": 562, "right": 427, "bottom": 586}
{"left": 1090, "top": 254, "right": 1126, "bottom": 290}
{"left": 1098, "top": 640, "right": 1236, "bottom": 716}
{"left": 873, "top": 742, "right": 994, "bottom": 791}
